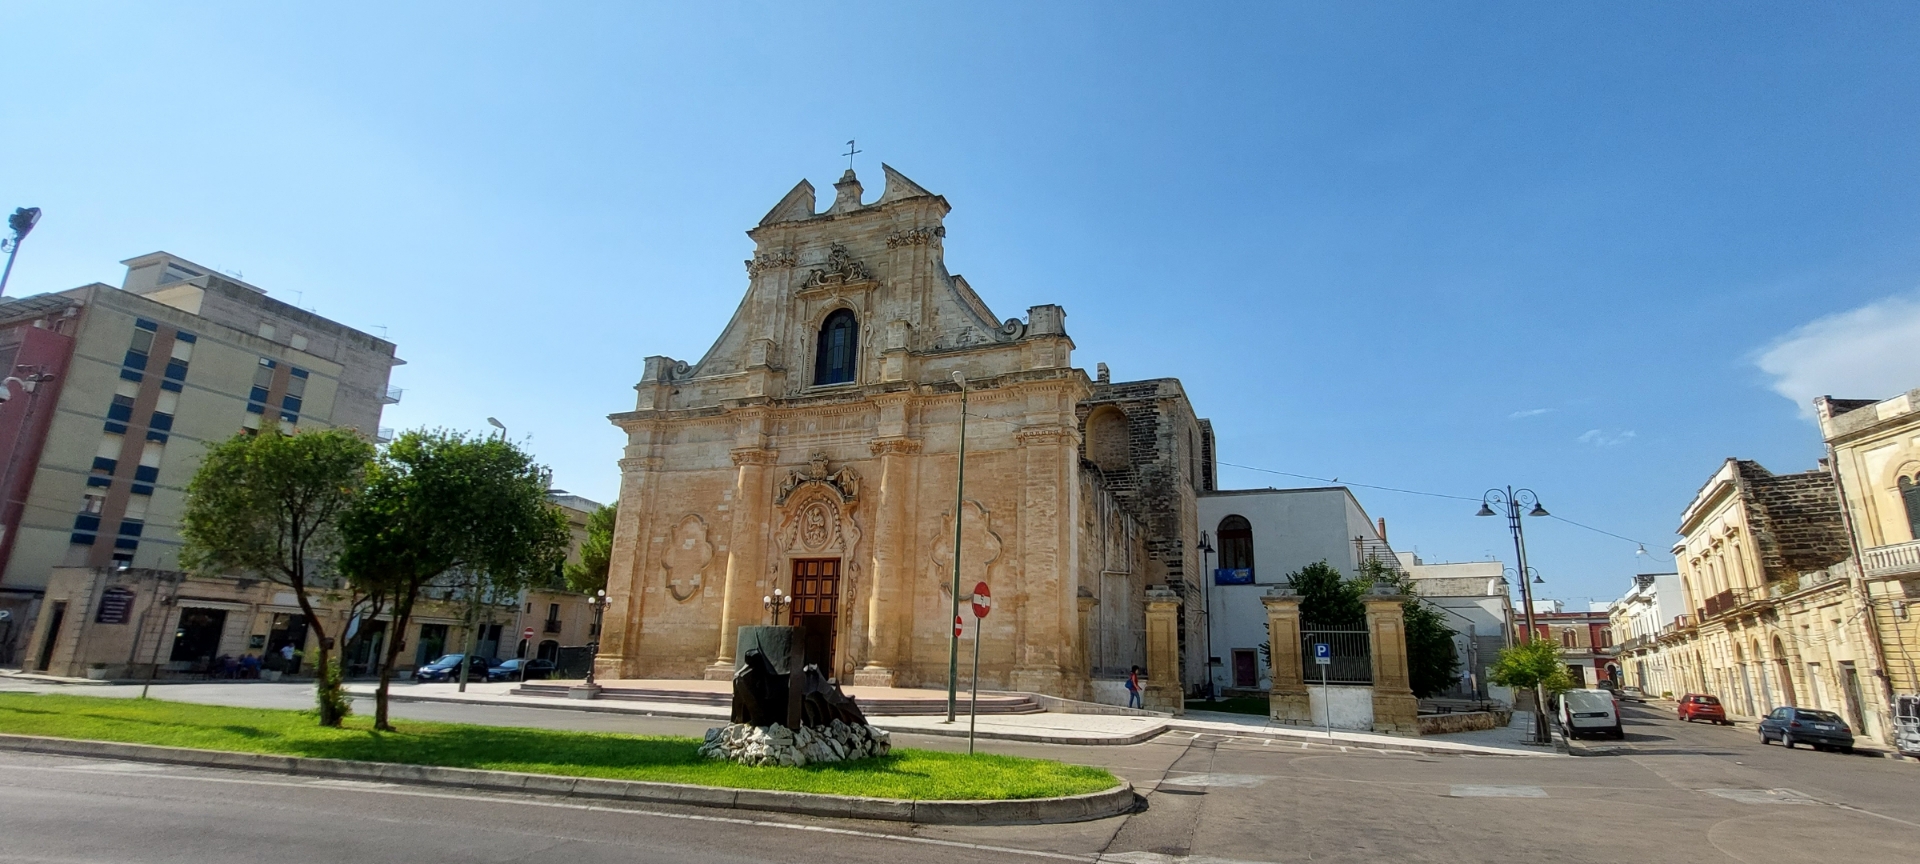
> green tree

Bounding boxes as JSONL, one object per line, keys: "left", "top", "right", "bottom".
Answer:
{"left": 179, "top": 427, "right": 374, "bottom": 726}
{"left": 1489, "top": 638, "right": 1575, "bottom": 743}
{"left": 1290, "top": 560, "right": 1366, "bottom": 627}
{"left": 338, "top": 429, "right": 571, "bottom": 730}
{"left": 1488, "top": 639, "right": 1576, "bottom": 694}
{"left": 563, "top": 501, "right": 617, "bottom": 594}
{"left": 1363, "top": 560, "right": 1463, "bottom": 700}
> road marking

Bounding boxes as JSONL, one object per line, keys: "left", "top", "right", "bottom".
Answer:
{"left": 1159, "top": 773, "right": 1269, "bottom": 788}
{"left": 1703, "top": 788, "right": 1819, "bottom": 806}
{"left": 0, "top": 759, "right": 1101, "bottom": 862}
{"left": 1449, "top": 785, "right": 1547, "bottom": 798}
{"left": 1101, "top": 853, "right": 1277, "bottom": 864}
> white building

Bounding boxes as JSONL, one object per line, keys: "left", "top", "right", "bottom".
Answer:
{"left": 1401, "top": 556, "right": 1511, "bottom": 701}
{"left": 1194, "top": 487, "right": 1388, "bottom": 695}
{"left": 1609, "top": 572, "right": 1685, "bottom": 697}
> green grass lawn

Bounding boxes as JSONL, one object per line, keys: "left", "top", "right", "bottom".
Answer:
{"left": 1185, "top": 696, "right": 1269, "bottom": 717}
{"left": 0, "top": 693, "right": 1115, "bottom": 801}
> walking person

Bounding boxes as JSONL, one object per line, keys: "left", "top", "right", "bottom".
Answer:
{"left": 1126, "top": 665, "right": 1143, "bottom": 709}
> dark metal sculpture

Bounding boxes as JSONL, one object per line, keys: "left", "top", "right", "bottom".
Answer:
{"left": 731, "top": 647, "right": 790, "bottom": 727}
{"left": 799, "top": 663, "right": 868, "bottom": 727}
{"left": 731, "top": 644, "right": 867, "bottom": 729}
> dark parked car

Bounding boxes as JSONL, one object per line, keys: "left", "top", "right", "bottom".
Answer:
{"left": 486, "top": 658, "right": 555, "bottom": 682}
{"left": 412, "top": 654, "right": 490, "bottom": 683}
{"left": 1614, "top": 686, "right": 1649, "bottom": 703}
{"left": 1760, "top": 707, "right": 1855, "bottom": 752}
{"left": 1678, "top": 693, "right": 1730, "bottom": 725}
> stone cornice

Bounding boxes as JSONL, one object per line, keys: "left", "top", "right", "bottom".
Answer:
{"left": 730, "top": 448, "right": 780, "bottom": 467}
{"left": 869, "top": 438, "right": 923, "bottom": 457}
{"left": 1015, "top": 424, "right": 1079, "bottom": 447}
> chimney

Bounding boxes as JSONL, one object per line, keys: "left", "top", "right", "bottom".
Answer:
{"left": 1377, "top": 517, "right": 1388, "bottom": 543}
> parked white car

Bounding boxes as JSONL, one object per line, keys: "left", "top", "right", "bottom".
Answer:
{"left": 1558, "top": 688, "right": 1624, "bottom": 740}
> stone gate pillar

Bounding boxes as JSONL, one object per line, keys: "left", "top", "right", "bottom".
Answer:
{"left": 1144, "top": 585, "right": 1184, "bottom": 714}
{"left": 706, "top": 448, "right": 777, "bottom": 680}
{"left": 1364, "top": 585, "right": 1419, "bottom": 735}
{"left": 1262, "top": 587, "right": 1311, "bottom": 724}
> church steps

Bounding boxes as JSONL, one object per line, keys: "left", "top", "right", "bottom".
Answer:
{"left": 510, "top": 683, "right": 1045, "bottom": 716}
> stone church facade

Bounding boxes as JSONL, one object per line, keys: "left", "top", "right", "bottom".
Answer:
{"left": 599, "top": 166, "right": 1212, "bottom": 701}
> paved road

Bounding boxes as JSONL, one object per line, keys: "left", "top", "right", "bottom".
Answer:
{"left": 0, "top": 681, "right": 1914, "bottom": 863}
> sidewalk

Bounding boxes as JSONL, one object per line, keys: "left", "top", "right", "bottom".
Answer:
{"left": 352, "top": 682, "right": 1555, "bottom": 756}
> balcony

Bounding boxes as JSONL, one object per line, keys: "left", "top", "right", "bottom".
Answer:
{"left": 382, "top": 385, "right": 404, "bottom": 405}
{"left": 1701, "top": 589, "right": 1738, "bottom": 619}
{"left": 542, "top": 619, "right": 562, "bottom": 634}
{"left": 375, "top": 427, "right": 393, "bottom": 444}
{"left": 1863, "top": 539, "right": 1920, "bottom": 580}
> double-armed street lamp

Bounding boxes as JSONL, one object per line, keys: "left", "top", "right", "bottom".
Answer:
{"left": 0, "top": 207, "right": 42, "bottom": 297}
{"left": 1478, "top": 486, "right": 1551, "bottom": 742}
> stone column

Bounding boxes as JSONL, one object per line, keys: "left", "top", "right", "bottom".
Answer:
{"left": 1364, "top": 586, "right": 1419, "bottom": 735}
{"left": 1262, "top": 587, "right": 1311, "bottom": 724}
{"left": 597, "top": 446, "right": 658, "bottom": 680}
{"left": 1012, "top": 422, "right": 1078, "bottom": 695}
{"left": 854, "top": 436, "right": 919, "bottom": 687}
{"left": 1144, "top": 585, "right": 1184, "bottom": 714}
{"left": 706, "top": 448, "right": 777, "bottom": 680}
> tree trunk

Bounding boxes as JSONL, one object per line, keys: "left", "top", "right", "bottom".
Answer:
{"left": 291, "top": 587, "right": 341, "bottom": 727}
{"left": 374, "top": 593, "right": 416, "bottom": 732}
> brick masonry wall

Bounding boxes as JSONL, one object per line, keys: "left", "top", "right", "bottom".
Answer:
{"left": 1737, "top": 462, "right": 1850, "bottom": 578}
{"left": 1077, "top": 377, "right": 1209, "bottom": 690}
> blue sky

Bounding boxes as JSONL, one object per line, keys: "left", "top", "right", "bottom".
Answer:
{"left": 6, "top": 3, "right": 1920, "bottom": 609}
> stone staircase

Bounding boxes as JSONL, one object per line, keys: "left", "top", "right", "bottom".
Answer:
{"left": 510, "top": 682, "right": 1046, "bottom": 716}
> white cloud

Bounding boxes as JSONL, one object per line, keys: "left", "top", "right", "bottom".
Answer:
{"left": 1757, "top": 292, "right": 1920, "bottom": 416}
{"left": 1508, "top": 408, "right": 1552, "bottom": 419}
{"left": 1577, "top": 429, "right": 1636, "bottom": 447}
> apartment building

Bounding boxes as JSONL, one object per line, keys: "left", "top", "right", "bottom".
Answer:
{"left": 0, "top": 252, "right": 400, "bottom": 666}
{"left": 1818, "top": 390, "right": 1920, "bottom": 754}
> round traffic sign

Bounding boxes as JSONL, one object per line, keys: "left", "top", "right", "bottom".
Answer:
{"left": 971, "top": 582, "right": 992, "bottom": 619}
{"left": 523, "top": 627, "right": 535, "bottom": 641}
{"left": 953, "top": 615, "right": 963, "bottom": 637}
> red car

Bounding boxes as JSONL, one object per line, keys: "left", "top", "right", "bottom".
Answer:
{"left": 1678, "top": 693, "right": 1730, "bottom": 725}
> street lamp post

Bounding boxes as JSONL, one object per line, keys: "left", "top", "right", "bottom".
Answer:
{"left": 1197, "top": 531, "right": 1216, "bottom": 701}
{"left": 946, "top": 370, "right": 969, "bottom": 723}
{"left": 762, "top": 588, "right": 789, "bottom": 624}
{"left": 1479, "top": 486, "right": 1550, "bottom": 743}
{"left": 582, "top": 589, "right": 606, "bottom": 688}
{"left": 0, "top": 207, "right": 43, "bottom": 297}
{"left": 486, "top": 417, "right": 506, "bottom": 440}
{"left": 0, "top": 371, "right": 56, "bottom": 549}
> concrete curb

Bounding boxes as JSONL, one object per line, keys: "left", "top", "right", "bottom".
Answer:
{"left": 364, "top": 688, "right": 1173, "bottom": 747}
{"left": 0, "top": 733, "right": 1136, "bottom": 825}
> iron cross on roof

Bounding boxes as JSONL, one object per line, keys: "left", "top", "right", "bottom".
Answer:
{"left": 844, "top": 139, "right": 862, "bottom": 171}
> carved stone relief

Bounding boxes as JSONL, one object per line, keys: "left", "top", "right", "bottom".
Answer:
{"left": 927, "top": 499, "right": 1003, "bottom": 596}
{"left": 801, "top": 243, "right": 872, "bottom": 289}
{"left": 662, "top": 514, "right": 714, "bottom": 602}
{"left": 885, "top": 226, "right": 944, "bottom": 248}
{"left": 745, "top": 249, "right": 798, "bottom": 276}
{"left": 775, "top": 452, "right": 861, "bottom": 505}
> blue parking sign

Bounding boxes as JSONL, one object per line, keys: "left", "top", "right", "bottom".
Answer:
{"left": 1313, "top": 643, "right": 1331, "bottom": 664}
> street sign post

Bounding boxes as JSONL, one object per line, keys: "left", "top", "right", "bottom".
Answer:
{"left": 1313, "top": 642, "right": 1332, "bottom": 738}
{"left": 968, "top": 582, "right": 992, "bottom": 754}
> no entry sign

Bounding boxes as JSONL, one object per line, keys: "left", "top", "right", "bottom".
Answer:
{"left": 971, "top": 582, "right": 992, "bottom": 619}
{"left": 523, "top": 627, "right": 535, "bottom": 641}
{"left": 953, "top": 615, "right": 963, "bottom": 637}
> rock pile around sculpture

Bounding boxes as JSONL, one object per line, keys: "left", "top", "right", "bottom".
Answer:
{"left": 699, "top": 719, "right": 892, "bottom": 767}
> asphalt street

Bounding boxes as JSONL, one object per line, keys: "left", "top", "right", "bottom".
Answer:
{"left": 0, "top": 682, "right": 1914, "bottom": 863}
